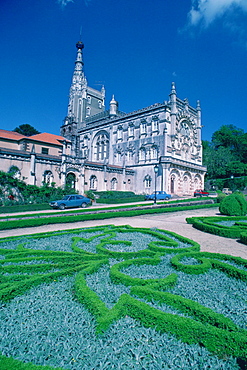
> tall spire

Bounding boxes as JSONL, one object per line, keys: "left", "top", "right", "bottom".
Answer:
{"left": 75, "top": 41, "right": 84, "bottom": 72}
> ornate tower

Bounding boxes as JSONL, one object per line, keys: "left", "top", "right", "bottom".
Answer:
{"left": 61, "top": 41, "right": 105, "bottom": 144}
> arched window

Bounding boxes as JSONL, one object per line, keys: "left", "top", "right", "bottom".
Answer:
{"left": 66, "top": 173, "right": 76, "bottom": 189}
{"left": 43, "top": 170, "right": 53, "bottom": 185}
{"left": 90, "top": 175, "right": 97, "bottom": 190}
{"left": 144, "top": 175, "right": 151, "bottom": 188}
{"left": 111, "top": 177, "right": 117, "bottom": 190}
{"left": 95, "top": 133, "right": 109, "bottom": 161}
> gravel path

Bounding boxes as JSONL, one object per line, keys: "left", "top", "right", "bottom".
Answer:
{"left": 0, "top": 207, "right": 246, "bottom": 259}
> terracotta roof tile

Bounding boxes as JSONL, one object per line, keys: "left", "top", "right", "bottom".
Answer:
{"left": 0, "top": 129, "right": 26, "bottom": 141}
{"left": 29, "top": 133, "right": 71, "bottom": 145}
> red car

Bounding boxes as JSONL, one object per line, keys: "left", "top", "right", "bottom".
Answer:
{"left": 194, "top": 189, "right": 209, "bottom": 197}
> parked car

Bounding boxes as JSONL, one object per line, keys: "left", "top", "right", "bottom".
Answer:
{"left": 194, "top": 189, "right": 209, "bottom": 197}
{"left": 222, "top": 188, "right": 232, "bottom": 195}
{"left": 49, "top": 194, "right": 91, "bottom": 210}
{"left": 145, "top": 191, "right": 172, "bottom": 201}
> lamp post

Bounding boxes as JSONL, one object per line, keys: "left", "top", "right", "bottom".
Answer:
{"left": 154, "top": 164, "right": 159, "bottom": 204}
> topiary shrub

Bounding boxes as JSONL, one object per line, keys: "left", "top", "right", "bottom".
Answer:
{"left": 219, "top": 193, "right": 247, "bottom": 216}
{"left": 216, "top": 191, "right": 226, "bottom": 204}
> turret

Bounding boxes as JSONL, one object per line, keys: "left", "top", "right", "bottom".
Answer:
{"left": 196, "top": 100, "right": 202, "bottom": 142}
{"left": 109, "top": 95, "right": 118, "bottom": 116}
{"left": 169, "top": 82, "right": 177, "bottom": 135}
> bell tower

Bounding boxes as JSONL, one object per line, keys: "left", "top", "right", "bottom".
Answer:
{"left": 61, "top": 41, "right": 105, "bottom": 141}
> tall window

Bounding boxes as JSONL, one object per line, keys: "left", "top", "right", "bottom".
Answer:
{"left": 140, "top": 120, "right": 147, "bottom": 134}
{"left": 128, "top": 125, "right": 134, "bottom": 139}
{"left": 126, "top": 150, "right": 132, "bottom": 161}
{"left": 66, "top": 173, "right": 76, "bottom": 189}
{"left": 43, "top": 170, "right": 53, "bottom": 185}
{"left": 144, "top": 175, "right": 151, "bottom": 188}
{"left": 111, "top": 177, "right": 117, "bottom": 190}
{"left": 139, "top": 148, "right": 145, "bottom": 161}
{"left": 117, "top": 126, "right": 123, "bottom": 140}
{"left": 151, "top": 146, "right": 158, "bottom": 160}
{"left": 90, "top": 175, "right": 97, "bottom": 190}
{"left": 95, "top": 133, "right": 109, "bottom": 161}
{"left": 152, "top": 118, "right": 159, "bottom": 132}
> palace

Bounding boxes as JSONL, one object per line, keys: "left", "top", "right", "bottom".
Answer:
{"left": 0, "top": 41, "right": 206, "bottom": 196}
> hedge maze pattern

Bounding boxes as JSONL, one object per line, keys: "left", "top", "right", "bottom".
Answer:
{"left": 0, "top": 225, "right": 247, "bottom": 369}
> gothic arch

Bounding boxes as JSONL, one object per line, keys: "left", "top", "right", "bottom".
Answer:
{"left": 43, "top": 170, "right": 53, "bottom": 185}
{"left": 169, "top": 169, "right": 180, "bottom": 194}
{"left": 111, "top": 177, "right": 118, "bottom": 190}
{"left": 66, "top": 172, "right": 76, "bottom": 189}
{"left": 90, "top": 175, "right": 98, "bottom": 190}
{"left": 144, "top": 175, "right": 152, "bottom": 189}
{"left": 182, "top": 172, "right": 192, "bottom": 194}
{"left": 92, "top": 130, "right": 109, "bottom": 161}
{"left": 194, "top": 174, "right": 202, "bottom": 190}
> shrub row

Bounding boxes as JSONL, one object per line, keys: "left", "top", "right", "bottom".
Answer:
{"left": 240, "top": 231, "right": 247, "bottom": 245}
{"left": 0, "top": 203, "right": 217, "bottom": 231}
{"left": 0, "top": 203, "right": 50, "bottom": 214}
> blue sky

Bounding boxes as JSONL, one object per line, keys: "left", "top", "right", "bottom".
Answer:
{"left": 0, "top": 0, "right": 246, "bottom": 142}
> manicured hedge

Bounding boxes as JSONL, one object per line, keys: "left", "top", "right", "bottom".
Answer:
{"left": 240, "top": 231, "right": 247, "bottom": 245}
{"left": 186, "top": 215, "right": 247, "bottom": 239}
{"left": 171, "top": 251, "right": 247, "bottom": 281}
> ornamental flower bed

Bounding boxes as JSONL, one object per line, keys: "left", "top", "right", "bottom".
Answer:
{"left": 186, "top": 216, "right": 247, "bottom": 243}
{"left": 0, "top": 225, "right": 246, "bottom": 369}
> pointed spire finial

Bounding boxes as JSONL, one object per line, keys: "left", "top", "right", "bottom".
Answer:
{"left": 171, "top": 82, "right": 176, "bottom": 94}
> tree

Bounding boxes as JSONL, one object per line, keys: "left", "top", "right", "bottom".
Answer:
{"left": 203, "top": 144, "right": 237, "bottom": 179}
{"left": 212, "top": 124, "right": 244, "bottom": 157}
{"left": 13, "top": 124, "right": 40, "bottom": 136}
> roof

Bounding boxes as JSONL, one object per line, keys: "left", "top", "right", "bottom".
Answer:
{"left": 29, "top": 133, "right": 71, "bottom": 146}
{"left": 0, "top": 129, "right": 26, "bottom": 141}
{"left": 0, "top": 129, "right": 71, "bottom": 146}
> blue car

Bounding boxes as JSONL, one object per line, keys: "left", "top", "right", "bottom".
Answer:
{"left": 145, "top": 191, "right": 172, "bottom": 201}
{"left": 49, "top": 194, "right": 91, "bottom": 210}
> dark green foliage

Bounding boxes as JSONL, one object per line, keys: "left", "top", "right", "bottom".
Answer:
{"left": 240, "top": 232, "right": 247, "bottom": 245}
{"left": 95, "top": 191, "right": 145, "bottom": 204}
{"left": 0, "top": 203, "right": 50, "bottom": 214}
{"left": 219, "top": 193, "right": 247, "bottom": 216}
{"left": 13, "top": 124, "right": 40, "bottom": 136}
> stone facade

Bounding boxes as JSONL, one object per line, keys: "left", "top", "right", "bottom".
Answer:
{"left": 60, "top": 42, "right": 206, "bottom": 196}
